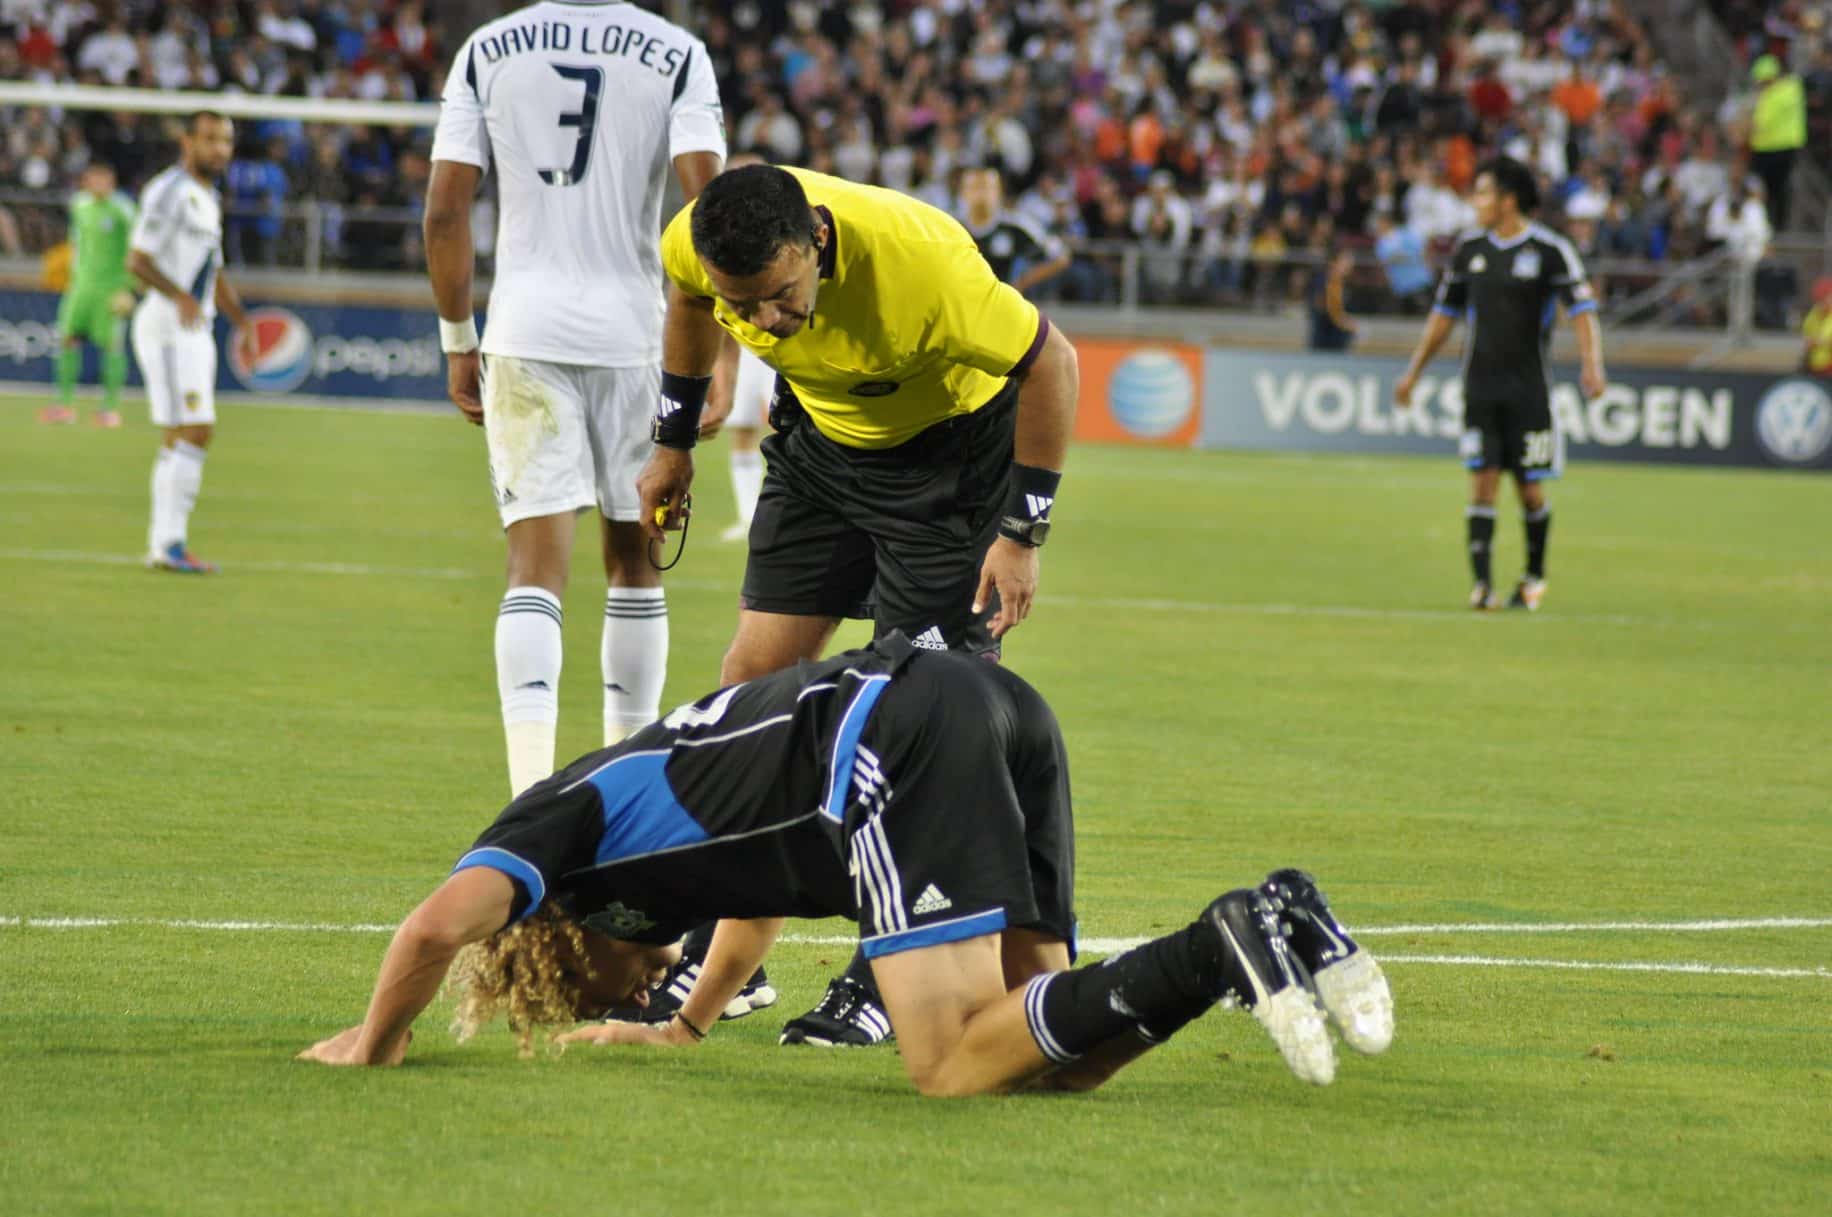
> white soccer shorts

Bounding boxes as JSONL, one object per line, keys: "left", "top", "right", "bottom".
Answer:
{"left": 131, "top": 315, "right": 217, "bottom": 427}
{"left": 728, "top": 347, "right": 773, "bottom": 430}
{"left": 481, "top": 355, "right": 658, "bottom": 527}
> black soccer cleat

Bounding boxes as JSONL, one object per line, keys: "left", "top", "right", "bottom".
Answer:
{"left": 604, "top": 956, "right": 777, "bottom": 1025}
{"left": 1200, "top": 888, "right": 1335, "bottom": 1084}
{"left": 1261, "top": 868, "right": 1394, "bottom": 1055}
{"left": 1505, "top": 577, "right": 1545, "bottom": 612}
{"left": 778, "top": 976, "right": 893, "bottom": 1047}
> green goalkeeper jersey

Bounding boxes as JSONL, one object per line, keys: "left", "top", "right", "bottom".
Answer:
{"left": 68, "top": 191, "right": 137, "bottom": 293}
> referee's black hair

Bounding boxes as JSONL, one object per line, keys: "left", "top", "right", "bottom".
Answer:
{"left": 691, "top": 164, "right": 818, "bottom": 278}
{"left": 1478, "top": 156, "right": 1540, "bottom": 215}
{"left": 188, "top": 110, "right": 229, "bottom": 131}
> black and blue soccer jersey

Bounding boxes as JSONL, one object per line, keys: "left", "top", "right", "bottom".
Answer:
{"left": 454, "top": 638, "right": 919, "bottom": 942}
{"left": 453, "top": 635, "right": 1078, "bottom": 962}
{"left": 968, "top": 212, "right": 1064, "bottom": 284}
{"left": 1432, "top": 222, "right": 1596, "bottom": 408}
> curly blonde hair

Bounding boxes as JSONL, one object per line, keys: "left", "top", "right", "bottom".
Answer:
{"left": 447, "top": 903, "right": 592, "bottom": 1058}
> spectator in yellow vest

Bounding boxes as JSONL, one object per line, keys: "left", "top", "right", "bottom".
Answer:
{"left": 1803, "top": 279, "right": 1832, "bottom": 377}
{"left": 1749, "top": 55, "right": 1807, "bottom": 229}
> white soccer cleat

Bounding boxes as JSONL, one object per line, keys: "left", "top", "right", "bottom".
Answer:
{"left": 1203, "top": 888, "right": 1339, "bottom": 1085}
{"left": 1251, "top": 985, "right": 1338, "bottom": 1086}
{"left": 1311, "top": 951, "right": 1395, "bottom": 1056}
{"left": 1262, "top": 868, "right": 1395, "bottom": 1056}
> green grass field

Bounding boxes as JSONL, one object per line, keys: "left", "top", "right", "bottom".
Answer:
{"left": 2, "top": 393, "right": 1828, "bottom": 1217}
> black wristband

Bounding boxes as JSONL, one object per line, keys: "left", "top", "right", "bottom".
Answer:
{"left": 674, "top": 1011, "right": 708, "bottom": 1041}
{"left": 653, "top": 371, "right": 712, "bottom": 450}
{"left": 999, "top": 464, "right": 1061, "bottom": 546}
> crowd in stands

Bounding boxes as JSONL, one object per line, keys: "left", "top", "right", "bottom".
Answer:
{"left": 2, "top": 1, "right": 1827, "bottom": 328}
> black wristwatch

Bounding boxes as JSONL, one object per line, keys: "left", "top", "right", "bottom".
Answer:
{"left": 998, "top": 516, "right": 1051, "bottom": 547}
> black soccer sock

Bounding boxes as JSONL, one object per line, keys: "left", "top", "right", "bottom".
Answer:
{"left": 1466, "top": 506, "right": 1497, "bottom": 585}
{"left": 841, "top": 946, "right": 881, "bottom": 997}
{"left": 1524, "top": 506, "right": 1551, "bottom": 579}
{"left": 1023, "top": 921, "right": 1231, "bottom": 1064}
{"left": 681, "top": 921, "right": 715, "bottom": 960}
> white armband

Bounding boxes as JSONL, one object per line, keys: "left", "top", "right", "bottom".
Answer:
{"left": 439, "top": 315, "right": 480, "bottom": 354}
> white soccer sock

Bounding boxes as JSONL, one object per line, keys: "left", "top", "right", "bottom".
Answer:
{"left": 603, "top": 586, "right": 668, "bottom": 744}
{"left": 496, "top": 586, "right": 563, "bottom": 797}
{"left": 148, "top": 447, "right": 179, "bottom": 554}
{"left": 729, "top": 448, "right": 764, "bottom": 526}
{"left": 167, "top": 440, "right": 207, "bottom": 547}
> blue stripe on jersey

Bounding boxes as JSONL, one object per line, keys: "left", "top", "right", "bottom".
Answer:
{"left": 821, "top": 675, "right": 892, "bottom": 823}
{"left": 452, "top": 846, "right": 547, "bottom": 922}
{"left": 861, "top": 909, "right": 1009, "bottom": 959}
{"left": 589, "top": 751, "right": 709, "bottom": 864}
{"left": 1431, "top": 303, "right": 1460, "bottom": 319}
{"left": 1567, "top": 299, "right": 1597, "bottom": 317}
{"left": 188, "top": 251, "right": 216, "bottom": 302}
{"left": 1541, "top": 298, "right": 1556, "bottom": 332}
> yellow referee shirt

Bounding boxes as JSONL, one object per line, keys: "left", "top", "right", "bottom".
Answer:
{"left": 662, "top": 168, "right": 1049, "bottom": 449}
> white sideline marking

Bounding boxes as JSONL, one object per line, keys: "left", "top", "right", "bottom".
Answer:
{"left": 1379, "top": 954, "right": 1830, "bottom": 980}
{"left": 5, "top": 913, "right": 1829, "bottom": 983}
{"left": 0, "top": 546, "right": 1747, "bottom": 630}
{"left": 1360, "top": 917, "right": 1832, "bottom": 936}
{"left": 7, "top": 912, "right": 1824, "bottom": 982}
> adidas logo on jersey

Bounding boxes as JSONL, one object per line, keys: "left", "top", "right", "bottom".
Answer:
{"left": 911, "top": 884, "right": 952, "bottom": 915}
{"left": 912, "top": 626, "right": 948, "bottom": 651}
{"left": 1025, "top": 493, "right": 1054, "bottom": 520}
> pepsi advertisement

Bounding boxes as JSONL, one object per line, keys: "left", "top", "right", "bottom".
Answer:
{"left": 0, "top": 288, "right": 446, "bottom": 401}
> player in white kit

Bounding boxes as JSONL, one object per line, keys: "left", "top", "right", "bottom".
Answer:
{"left": 424, "top": 0, "right": 728, "bottom": 796}
{"left": 127, "top": 111, "right": 252, "bottom": 574}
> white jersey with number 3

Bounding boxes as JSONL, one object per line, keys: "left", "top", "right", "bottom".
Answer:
{"left": 432, "top": 0, "right": 726, "bottom": 367}
{"left": 129, "top": 165, "right": 223, "bottom": 336}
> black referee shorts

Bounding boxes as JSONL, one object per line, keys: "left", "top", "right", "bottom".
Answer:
{"left": 839, "top": 651, "right": 1076, "bottom": 961}
{"left": 741, "top": 380, "right": 1017, "bottom": 657}
{"left": 1461, "top": 391, "right": 1563, "bottom": 480}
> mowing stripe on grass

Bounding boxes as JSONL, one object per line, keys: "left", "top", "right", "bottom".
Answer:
{"left": 0, "top": 547, "right": 1743, "bottom": 630}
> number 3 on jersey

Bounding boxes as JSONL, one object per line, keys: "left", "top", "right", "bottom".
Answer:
{"left": 539, "top": 65, "right": 603, "bottom": 186}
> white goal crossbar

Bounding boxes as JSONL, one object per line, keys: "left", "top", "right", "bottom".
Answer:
{"left": 0, "top": 81, "right": 439, "bottom": 127}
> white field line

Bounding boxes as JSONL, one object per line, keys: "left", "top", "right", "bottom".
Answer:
{"left": 0, "top": 546, "right": 1736, "bottom": 630}
{"left": 4, "top": 914, "right": 1828, "bottom": 980}
{"left": 1377, "top": 954, "right": 1829, "bottom": 980}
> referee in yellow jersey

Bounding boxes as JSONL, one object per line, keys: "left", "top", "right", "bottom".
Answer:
{"left": 634, "top": 164, "right": 1079, "bottom": 1047}
{"left": 638, "top": 164, "right": 1079, "bottom": 676}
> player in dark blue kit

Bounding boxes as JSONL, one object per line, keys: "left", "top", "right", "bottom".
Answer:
{"left": 300, "top": 638, "right": 1393, "bottom": 1094}
{"left": 1396, "top": 157, "right": 1609, "bottom": 612}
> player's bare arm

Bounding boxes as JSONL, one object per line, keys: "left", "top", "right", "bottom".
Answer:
{"left": 560, "top": 917, "right": 784, "bottom": 1049}
{"left": 637, "top": 284, "right": 726, "bottom": 541}
{"left": 298, "top": 867, "right": 515, "bottom": 1066}
{"left": 125, "top": 249, "right": 201, "bottom": 329}
{"left": 975, "top": 322, "right": 1079, "bottom": 638}
{"left": 213, "top": 269, "right": 253, "bottom": 364}
{"left": 1573, "top": 308, "right": 1607, "bottom": 399}
{"left": 423, "top": 159, "right": 485, "bottom": 425}
{"left": 1395, "top": 311, "right": 1456, "bottom": 408}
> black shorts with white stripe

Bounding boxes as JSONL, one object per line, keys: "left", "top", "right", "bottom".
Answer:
{"left": 834, "top": 654, "right": 1076, "bottom": 962}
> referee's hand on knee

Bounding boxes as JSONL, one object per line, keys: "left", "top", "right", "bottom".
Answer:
{"left": 975, "top": 537, "right": 1040, "bottom": 639}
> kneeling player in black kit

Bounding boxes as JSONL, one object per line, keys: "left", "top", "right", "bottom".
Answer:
{"left": 1396, "top": 156, "right": 1608, "bottom": 612}
{"left": 300, "top": 637, "right": 1393, "bottom": 1094}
